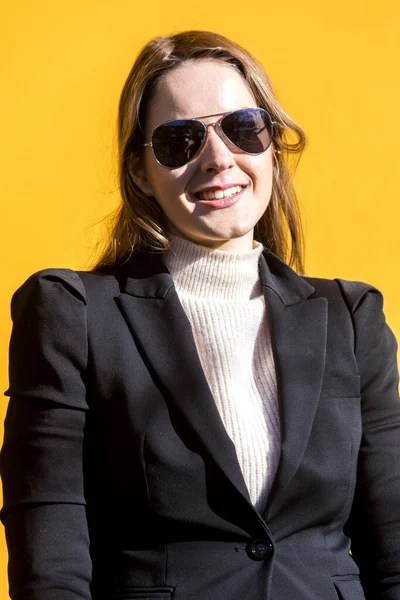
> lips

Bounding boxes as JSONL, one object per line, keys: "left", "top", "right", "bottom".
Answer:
{"left": 193, "top": 186, "right": 246, "bottom": 208}
{"left": 191, "top": 183, "right": 248, "bottom": 201}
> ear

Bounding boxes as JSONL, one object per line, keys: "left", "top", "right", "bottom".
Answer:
{"left": 130, "top": 163, "right": 156, "bottom": 198}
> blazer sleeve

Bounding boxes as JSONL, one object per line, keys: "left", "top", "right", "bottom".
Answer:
{"left": 0, "top": 269, "right": 92, "bottom": 600}
{"left": 337, "top": 280, "right": 400, "bottom": 600}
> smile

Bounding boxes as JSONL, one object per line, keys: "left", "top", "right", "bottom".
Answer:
{"left": 194, "top": 186, "right": 246, "bottom": 209}
{"left": 196, "top": 185, "right": 244, "bottom": 201}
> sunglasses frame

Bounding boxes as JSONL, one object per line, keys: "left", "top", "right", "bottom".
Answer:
{"left": 142, "top": 107, "right": 276, "bottom": 170}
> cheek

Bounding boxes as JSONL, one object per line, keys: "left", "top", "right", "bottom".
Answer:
{"left": 242, "top": 152, "right": 273, "bottom": 193}
{"left": 146, "top": 161, "right": 180, "bottom": 199}
{"left": 146, "top": 156, "right": 196, "bottom": 200}
{"left": 148, "top": 166, "right": 193, "bottom": 217}
{"left": 255, "top": 150, "right": 274, "bottom": 178}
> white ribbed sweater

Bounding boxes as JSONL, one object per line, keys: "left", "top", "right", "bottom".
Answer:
{"left": 163, "top": 235, "right": 281, "bottom": 512}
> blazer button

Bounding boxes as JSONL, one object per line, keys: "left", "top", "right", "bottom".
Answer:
{"left": 247, "top": 539, "right": 273, "bottom": 561}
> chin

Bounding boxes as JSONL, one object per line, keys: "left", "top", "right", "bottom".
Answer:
{"left": 193, "top": 228, "right": 256, "bottom": 250}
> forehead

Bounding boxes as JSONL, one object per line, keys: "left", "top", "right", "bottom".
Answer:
{"left": 146, "top": 59, "right": 257, "bottom": 129}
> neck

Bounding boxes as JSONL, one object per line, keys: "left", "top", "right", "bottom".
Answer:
{"left": 163, "top": 234, "right": 264, "bottom": 302}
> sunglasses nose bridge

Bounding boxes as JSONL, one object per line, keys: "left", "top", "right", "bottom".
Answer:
{"left": 203, "top": 121, "right": 219, "bottom": 138}
{"left": 195, "top": 121, "right": 236, "bottom": 173}
{"left": 202, "top": 120, "right": 230, "bottom": 148}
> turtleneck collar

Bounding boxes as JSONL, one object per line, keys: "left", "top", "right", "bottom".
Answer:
{"left": 162, "top": 234, "right": 264, "bottom": 302}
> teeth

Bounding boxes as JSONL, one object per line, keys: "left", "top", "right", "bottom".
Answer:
{"left": 198, "top": 185, "right": 243, "bottom": 200}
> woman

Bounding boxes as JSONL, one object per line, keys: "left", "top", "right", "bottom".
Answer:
{"left": 1, "top": 30, "right": 399, "bottom": 600}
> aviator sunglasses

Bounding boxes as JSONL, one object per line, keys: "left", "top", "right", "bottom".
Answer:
{"left": 143, "top": 107, "right": 275, "bottom": 169}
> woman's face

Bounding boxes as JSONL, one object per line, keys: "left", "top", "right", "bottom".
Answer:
{"left": 138, "top": 60, "right": 274, "bottom": 252}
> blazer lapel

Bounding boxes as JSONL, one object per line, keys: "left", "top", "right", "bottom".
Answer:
{"left": 115, "top": 253, "right": 254, "bottom": 507}
{"left": 259, "top": 252, "right": 328, "bottom": 518}
{"left": 115, "top": 250, "right": 328, "bottom": 525}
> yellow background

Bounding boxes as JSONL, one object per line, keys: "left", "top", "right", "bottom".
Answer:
{"left": 1, "top": 0, "right": 399, "bottom": 596}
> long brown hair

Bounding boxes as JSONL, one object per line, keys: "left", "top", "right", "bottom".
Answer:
{"left": 92, "top": 31, "right": 307, "bottom": 273}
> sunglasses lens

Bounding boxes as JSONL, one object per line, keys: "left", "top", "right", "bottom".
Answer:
{"left": 221, "top": 108, "right": 273, "bottom": 154}
{"left": 151, "top": 120, "right": 205, "bottom": 168}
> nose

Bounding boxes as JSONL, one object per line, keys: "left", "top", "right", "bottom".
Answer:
{"left": 199, "top": 123, "right": 235, "bottom": 173}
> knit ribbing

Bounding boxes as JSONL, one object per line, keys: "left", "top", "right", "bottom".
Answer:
{"left": 163, "top": 235, "right": 281, "bottom": 512}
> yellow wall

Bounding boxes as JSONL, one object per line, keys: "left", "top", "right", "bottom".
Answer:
{"left": 1, "top": 0, "right": 399, "bottom": 596}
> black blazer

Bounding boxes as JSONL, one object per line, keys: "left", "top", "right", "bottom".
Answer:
{"left": 1, "top": 250, "right": 399, "bottom": 600}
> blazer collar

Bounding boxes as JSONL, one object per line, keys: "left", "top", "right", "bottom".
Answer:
{"left": 120, "top": 248, "right": 315, "bottom": 305}
{"left": 259, "top": 250, "right": 315, "bottom": 305}
{"left": 119, "top": 252, "right": 174, "bottom": 299}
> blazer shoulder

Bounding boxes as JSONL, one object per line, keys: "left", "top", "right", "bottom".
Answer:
{"left": 304, "top": 275, "right": 383, "bottom": 314}
{"left": 334, "top": 278, "right": 383, "bottom": 314}
{"left": 12, "top": 268, "right": 86, "bottom": 305}
{"left": 14, "top": 267, "right": 121, "bottom": 304}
